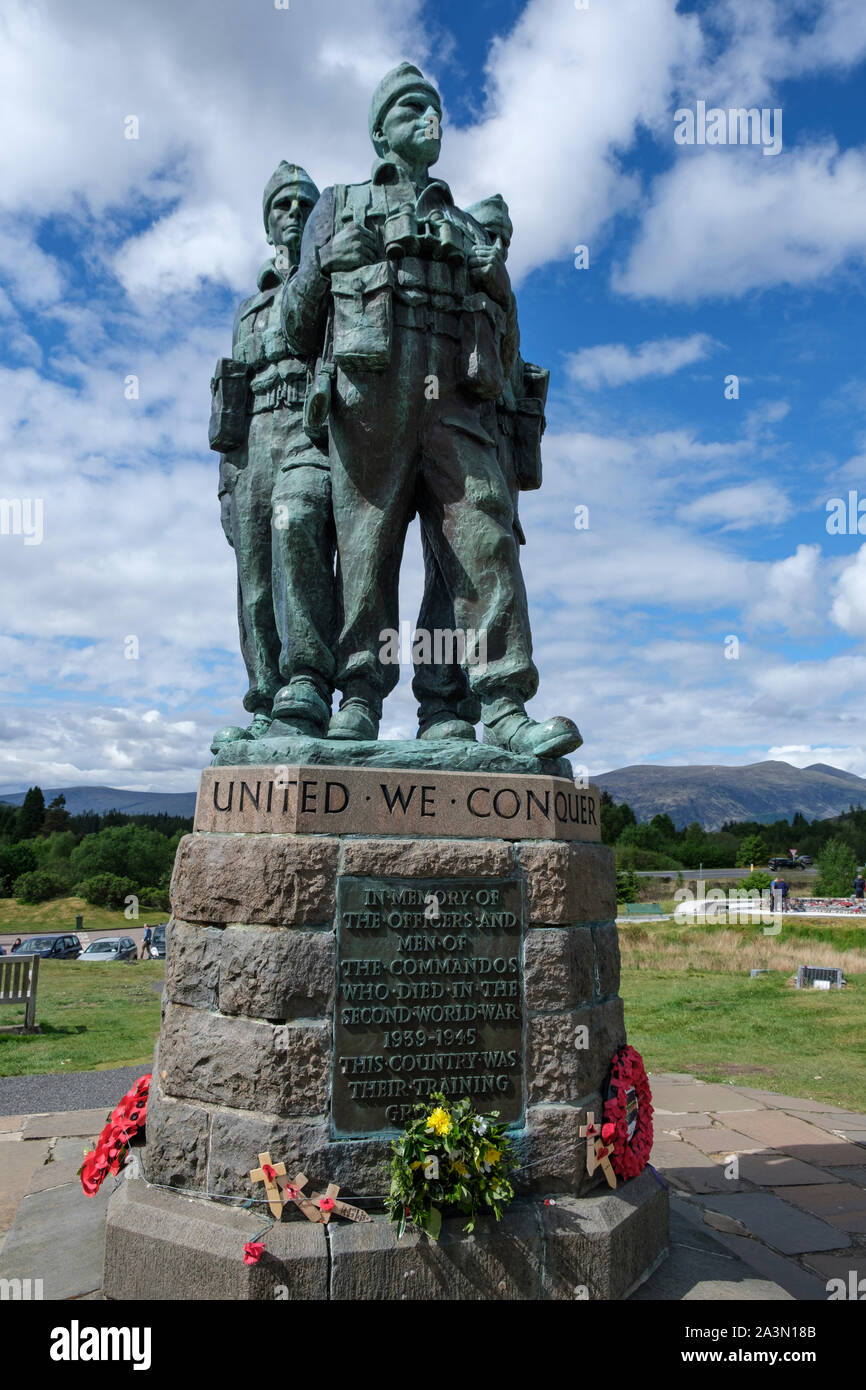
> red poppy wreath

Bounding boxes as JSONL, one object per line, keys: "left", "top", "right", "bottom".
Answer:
{"left": 602, "top": 1045, "right": 653, "bottom": 1181}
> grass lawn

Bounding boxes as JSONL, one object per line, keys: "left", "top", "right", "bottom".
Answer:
{"left": 0, "top": 959, "right": 165, "bottom": 1076}
{"left": 620, "top": 918, "right": 866, "bottom": 1113}
{"left": 0, "top": 896, "right": 165, "bottom": 935}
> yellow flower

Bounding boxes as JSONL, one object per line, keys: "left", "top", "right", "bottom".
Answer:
{"left": 450, "top": 1159, "right": 469, "bottom": 1176}
{"left": 484, "top": 1147, "right": 501, "bottom": 1166}
{"left": 426, "top": 1106, "right": 452, "bottom": 1137}
{"left": 410, "top": 1160, "right": 422, "bottom": 1170}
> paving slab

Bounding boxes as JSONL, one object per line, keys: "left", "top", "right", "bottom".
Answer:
{"left": 736, "top": 1152, "right": 842, "bottom": 1186}
{"left": 727, "top": 1090, "right": 839, "bottom": 1113}
{"left": 657, "top": 1112, "right": 715, "bottom": 1131}
{"left": 26, "top": 1159, "right": 85, "bottom": 1195}
{"left": 775, "top": 1184, "right": 866, "bottom": 1234}
{"left": 0, "top": 1115, "right": 24, "bottom": 1134}
{"left": 791, "top": 1111, "right": 866, "bottom": 1132}
{"left": 699, "top": 1193, "right": 851, "bottom": 1255}
{"left": 829, "top": 1166, "right": 866, "bottom": 1188}
{"left": 801, "top": 1252, "right": 866, "bottom": 1283}
{"left": 720, "top": 1109, "right": 862, "bottom": 1165}
{"left": 22, "top": 1108, "right": 110, "bottom": 1140}
{"left": 0, "top": 1178, "right": 111, "bottom": 1299}
{"left": 54, "top": 1136, "right": 95, "bottom": 1162}
{"left": 630, "top": 1200, "right": 791, "bottom": 1301}
{"left": 650, "top": 1138, "right": 746, "bottom": 1194}
{"left": 651, "top": 1082, "right": 765, "bottom": 1114}
{"left": 0, "top": 1138, "right": 50, "bottom": 1236}
{"left": 680, "top": 1127, "right": 765, "bottom": 1156}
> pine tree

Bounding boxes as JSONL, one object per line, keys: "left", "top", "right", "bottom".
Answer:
{"left": 15, "top": 786, "right": 45, "bottom": 840}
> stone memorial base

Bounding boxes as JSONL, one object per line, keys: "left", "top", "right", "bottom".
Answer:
{"left": 104, "top": 1169, "right": 668, "bottom": 1301}
{"left": 103, "top": 762, "right": 668, "bottom": 1300}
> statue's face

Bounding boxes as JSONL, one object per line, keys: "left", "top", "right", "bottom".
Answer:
{"left": 267, "top": 184, "right": 316, "bottom": 255}
{"left": 379, "top": 89, "right": 442, "bottom": 168}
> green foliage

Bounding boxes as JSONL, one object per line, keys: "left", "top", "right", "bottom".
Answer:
{"left": 0, "top": 842, "right": 38, "bottom": 895}
{"left": 41, "top": 794, "right": 70, "bottom": 835}
{"left": 740, "top": 869, "right": 772, "bottom": 893}
{"left": 815, "top": 837, "right": 859, "bottom": 896}
{"left": 139, "top": 886, "right": 170, "bottom": 911}
{"left": 736, "top": 833, "right": 768, "bottom": 868}
{"left": 70, "top": 825, "right": 174, "bottom": 888}
{"left": 616, "top": 868, "right": 639, "bottom": 903}
{"left": 31, "top": 831, "right": 76, "bottom": 867}
{"left": 12, "top": 867, "right": 69, "bottom": 904}
{"left": 387, "top": 1094, "right": 516, "bottom": 1240}
{"left": 77, "top": 872, "right": 140, "bottom": 910}
{"left": 15, "top": 786, "right": 45, "bottom": 840}
{"left": 600, "top": 792, "right": 636, "bottom": 846}
{"left": 616, "top": 845, "right": 683, "bottom": 871}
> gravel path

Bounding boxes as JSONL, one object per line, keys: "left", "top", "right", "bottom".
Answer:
{"left": 0, "top": 1065, "right": 146, "bottom": 1117}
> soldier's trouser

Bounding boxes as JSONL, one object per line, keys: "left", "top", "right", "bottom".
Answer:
{"left": 271, "top": 458, "right": 337, "bottom": 699}
{"left": 329, "top": 326, "right": 538, "bottom": 724}
{"left": 413, "top": 534, "right": 481, "bottom": 729}
{"left": 226, "top": 412, "right": 281, "bottom": 715}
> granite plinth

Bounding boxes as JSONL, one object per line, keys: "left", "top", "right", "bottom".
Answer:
{"left": 104, "top": 1172, "right": 668, "bottom": 1301}
{"left": 196, "top": 764, "right": 600, "bottom": 842}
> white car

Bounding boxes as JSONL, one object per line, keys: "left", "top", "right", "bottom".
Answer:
{"left": 79, "top": 937, "right": 138, "bottom": 963}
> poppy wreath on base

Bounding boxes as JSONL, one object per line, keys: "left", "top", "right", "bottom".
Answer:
{"left": 79, "top": 1073, "right": 151, "bottom": 1197}
{"left": 602, "top": 1045, "right": 653, "bottom": 1181}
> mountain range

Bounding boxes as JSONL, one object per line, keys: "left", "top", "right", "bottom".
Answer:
{"left": 592, "top": 760, "right": 866, "bottom": 831}
{"left": 0, "top": 785, "right": 197, "bottom": 818}
{"left": 3, "top": 759, "right": 866, "bottom": 831}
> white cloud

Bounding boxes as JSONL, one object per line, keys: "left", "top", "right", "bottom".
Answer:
{"left": 616, "top": 142, "right": 866, "bottom": 302}
{"left": 831, "top": 544, "right": 866, "bottom": 636}
{"left": 564, "top": 333, "right": 716, "bottom": 390}
{"left": 677, "top": 482, "right": 795, "bottom": 531}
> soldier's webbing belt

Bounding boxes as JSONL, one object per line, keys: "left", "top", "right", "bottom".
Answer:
{"left": 249, "top": 376, "right": 308, "bottom": 413}
{"left": 393, "top": 302, "right": 462, "bottom": 339}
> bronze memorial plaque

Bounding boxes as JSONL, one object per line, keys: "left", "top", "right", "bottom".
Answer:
{"left": 333, "top": 876, "right": 524, "bottom": 1137}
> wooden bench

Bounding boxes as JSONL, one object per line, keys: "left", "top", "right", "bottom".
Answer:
{"left": 0, "top": 954, "right": 40, "bottom": 1033}
{"left": 624, "top": 902, "right": 664, "bottom": 917}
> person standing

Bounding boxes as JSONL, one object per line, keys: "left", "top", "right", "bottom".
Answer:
{"left": 211, "top": 162, "right": 336, "bottom": 748}
{"left": 282, "top": 63, "right": 580, "bottom": 759}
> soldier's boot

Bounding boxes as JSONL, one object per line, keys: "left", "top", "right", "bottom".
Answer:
{"left": 210, "top": 707, "right": 274, "bottom": 755}
{"left": 417, "top": 694, "right": 479, "bottom": 742}
{"left": 327, "top": 683, "right": 381, "bottom": 741}
{"left": 483, "top": 709, "right": 582, "bottom": 760}
{"left": 271, "top": 677, "right": 331, "bottom": 738}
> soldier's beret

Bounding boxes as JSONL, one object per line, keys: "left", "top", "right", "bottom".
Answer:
{"left": 467, "top": 194, "right": 514, "bottom": 242}
{"left": 262, "top": 162, "right": 320, "bottom": 231}
{"left": 368, "top": 62, "right": 441, "bottom": 141}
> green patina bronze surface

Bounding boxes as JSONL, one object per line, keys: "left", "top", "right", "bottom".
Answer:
{"left": 210, "top": 64, "right": 581, "bottom": 769}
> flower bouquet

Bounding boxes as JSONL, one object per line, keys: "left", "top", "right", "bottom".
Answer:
{"left": 387, "top": 1093, "right": 516, "bottom": 1241}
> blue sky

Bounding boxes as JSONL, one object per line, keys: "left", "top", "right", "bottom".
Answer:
{"left": 1, "top": 0, "right": 866, "bottom": 792}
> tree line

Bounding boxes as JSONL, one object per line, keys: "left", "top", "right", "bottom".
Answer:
{"left": 0, "top": 787, "right": 193, "bottom": 912}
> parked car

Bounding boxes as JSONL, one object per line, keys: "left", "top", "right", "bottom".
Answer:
{"left": 768, "top": 856, "right": 811, "bottom": 871}
{"left": 149, "top": 922, "right": 168, "bottom": 959}
{"left": 79, "top": 937, "right": 138, "bottom": 963}
{"left": 11, "top": 934, "right": 81, "bottom": 959}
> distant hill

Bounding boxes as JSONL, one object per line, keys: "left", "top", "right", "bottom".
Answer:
{"left": 0, "top": 785, "right": 196, "bottom": 818}
{"left": 593, "top": 761, "right": 866, "bottom": 831}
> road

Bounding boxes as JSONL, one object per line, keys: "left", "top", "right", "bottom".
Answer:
{"left": 0, "top": 918, "right": 167, "bottom": 958}
{"left": 636, "top": 867, "right": 817, "bottom": 879}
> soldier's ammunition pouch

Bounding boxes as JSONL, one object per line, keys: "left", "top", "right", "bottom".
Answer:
{"left": 460, "top": 292, "right": 507, "bottom": 400}
{"left": 209, "top": 357, "right": 249, "bottom": 452}
{"left": 512, "top": 397, "right": 544, "bottom": 491}
{"left": 331, "top": 261, "right": 395, "bottom": 371}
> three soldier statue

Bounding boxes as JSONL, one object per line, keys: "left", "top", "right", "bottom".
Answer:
{"left": 210, "top": 62, "right": 581, "bottom": 763}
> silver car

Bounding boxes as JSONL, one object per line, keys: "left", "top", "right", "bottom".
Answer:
{"left": 79, "top": 937, "right": 138, "bottom": 963}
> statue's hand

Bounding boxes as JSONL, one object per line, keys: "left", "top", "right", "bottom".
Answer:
{"left": 319, "top": 223, "right": 380, "bottom": 275}
{"left": 468, "top": 245, "right": 510, "bottom": 304}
